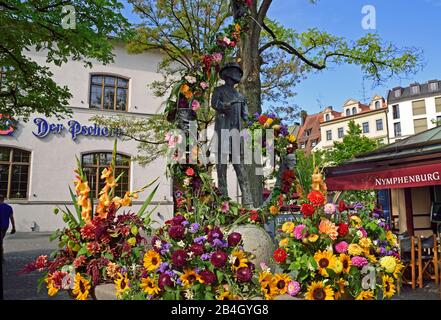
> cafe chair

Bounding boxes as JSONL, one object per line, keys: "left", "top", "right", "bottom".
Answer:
{"left": 398, "top": 235, "right": 418, "bottom": 291}
{"left": 416, "top": 235, "right": 439, "bottom": 288}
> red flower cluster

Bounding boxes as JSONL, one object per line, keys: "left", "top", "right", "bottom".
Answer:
{"left": 185, "top": 167, "right": 195, "bottom": 177}
{"left": 307, "top": 191, "right": 325, "bottom": 207}
{"left": 274, "top": 248, "right": 288, "bottom": 263}
{"left": 281, "top": 170, "right": 296, "bottom": 194}
{"left": 300, "top": 203, "right": 315, "bottom": 217}
{"left": 338, "top": 200, "right": 347, "bottom": 212}
{"left": 258, "top": 115, "right": 268, "bottom": 125}
{"left": 338, "top": 223, "right": 349, "bottom": 238}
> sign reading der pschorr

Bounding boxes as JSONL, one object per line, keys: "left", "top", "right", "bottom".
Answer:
{"left": 32, "top": 117, "right": 123, "bottom": 141}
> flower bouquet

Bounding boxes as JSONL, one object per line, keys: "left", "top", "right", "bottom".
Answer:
{"left": 259, "top": 172, "right": 403, "bottom": 300}
{"left": 115, "top": 214, "right": 261, "bottom": 300}
{"left": 21, "top": 142, "right": 159, "bottom": 300}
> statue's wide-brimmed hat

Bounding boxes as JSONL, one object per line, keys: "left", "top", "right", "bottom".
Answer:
{"left": 219, "top": 62, "right": 243, "bottom": 80}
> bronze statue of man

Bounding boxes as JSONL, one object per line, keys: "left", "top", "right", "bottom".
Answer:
{"left": 211, "top": 62, "right": 253, "bottom": 207}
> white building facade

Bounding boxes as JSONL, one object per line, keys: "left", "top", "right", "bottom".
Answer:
{"left": 0, "top": 44, "right": 176, "bottom": 232}
{"left": 387, "top": 80, "right": 441, "bottom": 143}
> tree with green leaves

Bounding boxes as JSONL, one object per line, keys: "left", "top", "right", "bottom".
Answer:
{"left": 0, "top": 0, "right": 130, "bottom": 120}
{"left": 324, "top": 120, "right": 379, "bottom": 205}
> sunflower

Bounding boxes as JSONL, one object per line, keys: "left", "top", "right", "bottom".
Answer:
{"left": 382, "top": 275, "right": 396, "bottom": 299}
{"left": 356, "top": 290, "right": 375, "bottom": 300}
{"left": 231, "top": 250, "right": 248, "bottom": 271}
{"left": 314, "top": 251, "right": 337, "bottom": 277}
{"left": 140, "top": 277, "right": 161, "bottom": 296}
{"left": 386, "top": 231, "right": 398, "bottom": 246}
{"left": 273, "top": 274, "right": 291, "bottom": 295}
{"left": 143, "top": 250, "right": 162, "bottom": 272}
{"left": 394, "top": 260, "right": 404, "bottom": 279}
{"left": 180, "top": 269, "right": 202, "bottom": 288}
{"left": 339, "top": 254, "right": 352, "bottom": 273}
{"left": 217, "top": 292, "right": 239, "bottom": 300}
{"left": 45, "top": 275, "right": 59, "bottom": 297}
{"left": 72, "top": 273, "right": 91, "bottom": 300}
{"left": 259, "top": 272, "right": 277, "bottom": 300}
{"left": 114, "top": 273, "right": 130, "bottom": 298}
{"left": 334, "top": 278, "right": 347, "bottom": 300}
{"left": 305, "top": 281, "right": 334, "bottom": 300}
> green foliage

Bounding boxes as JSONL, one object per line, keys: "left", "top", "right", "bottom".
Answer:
{"left": 325, "top": 120, "right": 378, "bottom": 166}
{"left": 0, "top": 0, "right": 131, "bottom": 120}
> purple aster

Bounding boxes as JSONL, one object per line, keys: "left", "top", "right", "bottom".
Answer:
{"left": 212, "top": 239, "right": 224, "bottom": 247}
{"left": 280, "top": 125, "right": 288, "bottom": 136}
{"left": 354, "top": 203, "right": 364, "bottom": 210}
{"left": 165, "top": 270, "right": 175, "bottom": 277}
{"left": 182, "top": 220, "right": 189, "bottom": 226}
{"left": 159, "top": 262, "right": 169, "bottom": 273}
{"left": 189, "top": 223, "right": 200, "bottom": 234}
{"left": 201, "top": 253, "right": 211, "bottom": 261}
{"left": 194, "top": 236, "right": 206, "bottom": 244}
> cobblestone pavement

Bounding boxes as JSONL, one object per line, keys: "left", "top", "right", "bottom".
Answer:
{"left": 1, "top": 232, "right": 440, "bottom": 300}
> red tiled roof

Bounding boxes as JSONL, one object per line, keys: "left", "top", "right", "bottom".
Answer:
{"left": 297, "top": 112, "right": 323, "bottom": 154}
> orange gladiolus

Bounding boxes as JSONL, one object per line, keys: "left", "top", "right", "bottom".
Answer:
{"left": 101, "top": 167, "right": 112, "bottom": 179}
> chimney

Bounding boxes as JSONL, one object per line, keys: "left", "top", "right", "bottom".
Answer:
{"left": 300, "top": 111, "right": 308, "bottom": 126}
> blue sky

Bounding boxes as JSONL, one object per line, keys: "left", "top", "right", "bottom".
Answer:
{"left": 122, "top": 0, "right": 441, "bottom": 115}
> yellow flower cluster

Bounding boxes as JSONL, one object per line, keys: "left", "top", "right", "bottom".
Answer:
{"left": 259, "top": 272, "right": 292, "bottom": 300}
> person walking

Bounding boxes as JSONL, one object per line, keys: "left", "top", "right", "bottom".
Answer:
{"left": 0, "top": 195, "right": 16, "bottom": 260}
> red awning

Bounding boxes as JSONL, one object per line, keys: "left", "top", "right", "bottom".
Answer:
{"left": 326, "top": 163, "right": 441, "bottom": 191}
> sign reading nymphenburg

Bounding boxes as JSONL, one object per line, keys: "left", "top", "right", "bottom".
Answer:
{"left": 32, "top": 117, "right": 122, "bottom": 140}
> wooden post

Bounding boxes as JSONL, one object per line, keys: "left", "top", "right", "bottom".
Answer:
{"left": 404, "top": 188, "right": 414, "bottom": 236}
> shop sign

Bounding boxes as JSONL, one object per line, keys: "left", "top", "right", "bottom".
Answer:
{"left": 32, "top": 117, "right": 122, "bottom": 141}
{"left": 0, "top": 114, "right": 16, "bottom": 136}
{"left": 327, "top": 163, "right": 441, "bottom": 191}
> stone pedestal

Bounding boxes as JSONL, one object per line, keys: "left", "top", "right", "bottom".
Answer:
{"left": 229, "top": 224, "right": 275, "bottom": 269}
{"left": 93, "top": 284, "right": 117, "bottom": 300}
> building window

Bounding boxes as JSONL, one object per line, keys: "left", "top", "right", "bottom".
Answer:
{"left": 362, "top": 122, "right": 369, "bottom": 134}
{"left": 325, "top": 114, "right": 330, "bottom": 121}
{"left": 337, "top": 127, "right": 344, "bottom": 138}
{"left": 437, "top": 116, "right": 441, "bottom": 126}
{"left": 375, "top": 101, "right": 381, "bottom": 110}
{"left": 89, "top": 74, "right": 129, "bottom": 111}
{"left": 412, "top": 100, "right": 426, "bottom": 116}
{"left": 435, "top": 97, "right": 441, "bottom": 113}
{"left": 304, "top": 129, "right": 312, "bottom": 137}
{"left": 394, "top": 123, "right": 402, "bottom": 137}
{"left": 0, "top": 147, "right": 30, "bottom": 199}
{"left": 392, "top": 105, "right": 400, "bottom": 119}
{"left": 345, "top": 109, "right": 351, "bottom": 116}
{"left": 82, "top": 152, "right": 130, "bottom": 198}
{"left": 410, "top": 85, "right": 420, "bottom": 95}
{"left": 376, "top": 119, "right": 384, "bottom": 131}
{"left": 413, "top": 118, "right": 428, "bottom": 134}
{"left": 326, "top": 130, "right": 332, "bottom": 141}
{"left": 394, "top": 89, "right": 401, "bottom": 98}
{"left": 429, "top": 82, "right": 439, "bottom": 92}
{"left": 352, "top": 107, "right": 357, "bottom": 115}
{"left": 311, "top": 140, "right": 318, "bottom": 148}
{"left": 300, "top": 142, "right": 306, "bottom": 149}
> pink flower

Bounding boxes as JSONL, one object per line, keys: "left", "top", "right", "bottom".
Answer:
{"left": 165, "top": 132, "right": 183, "bottom": 148}
{"left": 191, "top": 100, "right": 200, "bottom": 111}
{"left": 200, "top": 81, "right": 209, "bottom": 90}
{"left": 351, "top": 256, "right": 369, "bottom": 267}
{"left": 222, "top": 37, "right": 231, "bottom": 46}
{"left": 212, "top": 52, "right": 223, "bottom": 63}
{"left": 221, "top": 201, "right": 230, "bottom": 213}
{"left": 35, "top": 255, "right": 48, "bottom": 271}
{"left": 358, "top": 227, "right": 368, "bottom": 238}
{"left": 324, "top": 203, "right": 337, "bottom": 215}
{"left": 335, "top": 241, "right": 349, "bottom": 254}
{"left": 287, "top": 281, "right": 301, "bottom": 297}
{"left": 294, "top": 224, "right": 307, "bottom": 240}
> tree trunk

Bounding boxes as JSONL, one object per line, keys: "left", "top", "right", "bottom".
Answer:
{"left": 238, "top": 12, "right": 264, "bottom": 207}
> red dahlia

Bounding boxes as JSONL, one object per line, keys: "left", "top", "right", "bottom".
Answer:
{"left": 258, "top": 115, "right": 268, "bottom": 125}
{"left": 210, "top": 250, "right": 228, "bottom": 268}
{"left": 274, "top": 248, "right": 288, "bottom": 263}
{"left": 200, "top": 270, "right": 217, "bottom": 285}
{"left": 236, "top": 267, "right": 253, "bottom": 282}
{"left": 307, "top": 191, "right": 325, "bottom": 207}
{"left": 300, "top": 203, "right": 315, "bottom": 217}
{"left": 338, "top": 223, "right": 349, "bottom": 238}
{"left": 338, "top": 200, "right": 347, "bottom": 212}
{"left": 185, "top": 167, "right": 195, "bottom": 176}
{"left": 158, "top": 273, "right": 174, "bottom": 289}
{"left": 168, "top": 225, "right": 185, "bottom": 240}
{"left": 171, "top": 250, "right": 187, "bottom": 268}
